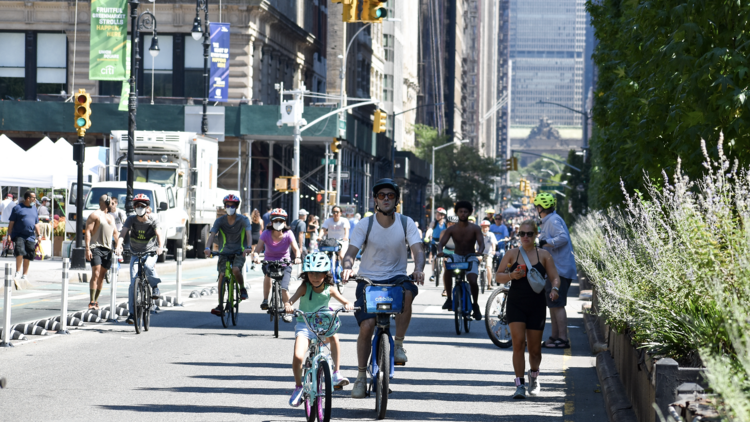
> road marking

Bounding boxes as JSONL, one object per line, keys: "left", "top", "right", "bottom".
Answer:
{"left": 10, "top": 291, "right": 53, "bottom": 300}
{"left": 563, "top": 331, "right": 574, "bottom": 421}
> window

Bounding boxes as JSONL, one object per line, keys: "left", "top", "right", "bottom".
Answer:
{"left": 37, "top": 34, "right": 67, "bottom": 95}
{"left": 184, "top": 35, "right": 204, "bottom": 99}
{"left": 143, "top": 34, "right": 173, "bottom": 97}
{"left": 167, "top": 187, "right": 175, "bottom": 208}
{"left": 383, "top": 74, "right": 393, "bottom": 102}
{"left": 383, "top": 34, "right": 394, "bottom": 63}
{"left": 0, "top": 33, "right": 26, "bottom": 100}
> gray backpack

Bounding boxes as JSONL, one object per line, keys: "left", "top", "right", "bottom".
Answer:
{"left": 361, "top": 214, "right": 408, "bottom": 253}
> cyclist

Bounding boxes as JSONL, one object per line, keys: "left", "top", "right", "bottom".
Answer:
{"left": 479, "top": 220, "right": 497, "bottom": 289}
{"left": 435, "top": 201, "right": 485, "bottom": 319}
{"left": 439, "top": 215, "right": 458, "bottom": 298}
{"left": 284, "top": 252, "right": 354, "bottom": 407}
{"left": 490, "top": 213, "right": 511, "bottom": 274}
{"left": 483, "top": 208, "right": 495, "bottom": 223}
{"left": 321, "top": 205, "right": 350, "bottom": 262}
{"left": 424, "top": 207, "right": 447, "bottom": 267}
{"left": 115, "top": 194, "right": 163, "bottom": 325}
{"left": 253, "top": 208, "right": 302, "bottom": 323}
{"left": 341, "top": 178, "right": 425, "bottom": 399}
{"left": 205, "top": 194, "right": 252, "bottom": 317}
{"left": 493, "top": 219, "right": 561, "bottom": 398}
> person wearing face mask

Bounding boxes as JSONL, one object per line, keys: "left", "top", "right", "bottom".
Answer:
{"left": 115, "top": 194, "right": 163, "bottom": 324}
{"left": 205, "top": 194, "right": 253, "bottom": 317}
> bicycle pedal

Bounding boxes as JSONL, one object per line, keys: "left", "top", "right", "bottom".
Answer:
{"left": 394, "top": 362, "right": 405, "bottom": 366}
{"left": 388, "top": 388, "right": 393, "bottom": 395}
{"left": 333, "top": 385, "right": 343, "bottom": 391}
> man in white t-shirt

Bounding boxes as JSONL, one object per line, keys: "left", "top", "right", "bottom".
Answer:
{"left": 0, "top": 193, "right": 17, "bottom": 223}
{"left": 341, "top": 178, "right": 425, "bottom": 399}
{"left": 322, "top": 205, "right": 351, "bottom": 260}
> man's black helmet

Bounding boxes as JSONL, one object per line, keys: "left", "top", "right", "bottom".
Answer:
{"left": 372, "top": 178, "right": 400, "bottom": 198}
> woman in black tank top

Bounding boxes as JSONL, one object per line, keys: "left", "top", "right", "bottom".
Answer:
{"left": 250, "top": 209, "right": 263, "bottom": 252}
{"left": 493, "top": 220, "right": 562, "bottom": 399}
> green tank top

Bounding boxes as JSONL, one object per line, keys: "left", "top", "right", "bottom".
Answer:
{"left": 297, "top": 282, "right": 331, "bottom": 323}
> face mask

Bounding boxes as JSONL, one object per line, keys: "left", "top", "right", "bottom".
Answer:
{"left": 135, "top": 207, "right": 147, "bottom": 217}
{"left": 226, "top": 207, "right": 237, "bottom": 216}
{"left": 273, "top": 221, "right": 285, "bottom": 231}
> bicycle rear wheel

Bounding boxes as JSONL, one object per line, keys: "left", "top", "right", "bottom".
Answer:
{"left": 273, "top": 282, "right": 280, "bottom": 338}
{"left": 454, "top": 285, "right": 463, "bottom": 335}
{"left": 434, "top": 259, "right": 441, "bottom": 287}
{"left": 221, "top": 278, "right": 231, "bottom": 328}
{"left": 480, "top": 267, "right": 486, "bottom": 294}
{"left": 375, "top": 332, "right": 390, "bottom": 420}
{"left": 143, "top": 283, "right": 151, "bottom": 331}
{"left": 232, "top": 280, "right": 240, "bottom": 326}
{"left": 485, "top": 287, "right": 512, "bottom": 348}
{"left": 132, "top": 278, "right": 142, "bottom": 334}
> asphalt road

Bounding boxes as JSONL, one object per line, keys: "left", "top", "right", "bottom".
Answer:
{"left": 0, "top": 261, "right": 606, "bottom": 421}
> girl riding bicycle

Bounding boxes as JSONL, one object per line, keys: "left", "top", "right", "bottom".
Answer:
{"left": 284, "top": 252, "right": 354, "bottom": 407}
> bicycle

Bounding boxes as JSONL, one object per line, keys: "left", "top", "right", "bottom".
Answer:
{"left": 262, "top": 259, "right": 292, "bottom": 338}
{"left": 213, "top": 252, "right": 244, "bottom": 328}
{"left": 290, "top": 307, "right": 358, "bottom": 422}
{"left": 356, "top": 274, "right": 411, "bottom": 420}
{"left": 478, "top": 257, "right": 488, "bottom": 295}
{"left": 485, "top": 281, "right": 512, "bottom": 348}
{"left": 432, "top": 255, "right": 443, "bottom": 287}
{"left": 319, "top": 241, "right": 345, "bottom": 295}
{"left": 445, "top": 253, "right": 481, "bottom": 335}
{"left": 131, "top": 251, "right": 156, "bottom": 334}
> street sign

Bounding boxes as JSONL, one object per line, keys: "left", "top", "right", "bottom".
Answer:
{"left": 539, "top": 185, "right": 557, "bottom": 192}
{"left": 320, "top": 159, "right": 337, "bottom": 165}
{"left": 338, "top": 119, "right": 346, "bottom": 131}
{"left": 329, "top": 171, "right": 349, "bottom": 179}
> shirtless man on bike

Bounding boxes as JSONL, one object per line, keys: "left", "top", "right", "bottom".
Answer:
{"left": 435, "top": 200, "right": 485, "bottom": 320}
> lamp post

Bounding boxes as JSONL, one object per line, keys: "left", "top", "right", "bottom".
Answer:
{"left": 431, "top": 139, "right": 468, "bottom": 223}
{"left": 390, "top": 102, "right": 443, "bottom": 178}
{"left": 536, "top": 100, "right": 590, "bottom": 157}
{"left": 191, "top": 0, "right": 210, "bottom": 135}
{"left": 126, "top": 0, "right": 160, "bottom": 215}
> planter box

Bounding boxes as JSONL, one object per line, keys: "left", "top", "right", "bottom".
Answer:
{"left": 53, "top": 236, "right": 64, "bottom": 257}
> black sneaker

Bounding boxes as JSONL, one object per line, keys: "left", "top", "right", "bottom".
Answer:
{"left": 126, "top": 315, "right": 135, "bottom": 324}
{"left": 442, "top": 298, "right": 453, "bottom": 310}
{"left": 472, "top": 303, "right": 482, "bottom": 321}
{"left": 240, "top": 288, "right": 249, "bottom": 300}
{"left": 151, "top": 287, "right": 160, "bottom": 299}
{"left": 260, "top": 300, "right": 269, "bottom": 310}
{"left": 210, "top": 305, "right": 224, "bottom": 316}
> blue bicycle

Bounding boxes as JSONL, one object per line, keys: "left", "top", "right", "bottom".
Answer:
{"left": 319, "top": 240, "right": 345, "bottom": 295}
{"left": 446, "top": 253, "right": 481, "bottom": 335}
{"left": 356, "top": 274, "right": 411, "bottom": 420}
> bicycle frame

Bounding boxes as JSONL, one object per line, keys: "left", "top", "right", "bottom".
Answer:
{"left": 446, "top": 259, "right": 473, "bottom": 318}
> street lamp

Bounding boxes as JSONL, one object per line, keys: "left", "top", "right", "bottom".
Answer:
{"left": 431, "top": 139, "right": 469, "bottom": 223}
{"left": 390, "top": 102, "right": 443, "bottom": 178}
{"left": 536, "top": 100, "right": 591, "bottom": 158}
{"left": 126, "top": 0, "right": 159, "bottom": 215}
{"left": 191, "top": 0, "right": 210, "bottom": 135}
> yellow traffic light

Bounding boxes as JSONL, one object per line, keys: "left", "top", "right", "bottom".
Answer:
{"left": 362, "top": 0, "right": 387, "bottom": 22}
{"left": 74, "top": 89, "right": 92, "bottom": 135}
{"left": 332, "top": 0, "right": 358, "bottom": 22}
{"left": 328, "top": 191, "right": 336, "bottom": 206}
{"left": 373, "top": 109, "right": 387, "bottom": 133}
{"left": 519, "top": 178, "right": 526, "bottom": 191}
{"left": 511, "top": 156, "right": 519, "bottom": 171}
{"left": 332, "top": 138, "right": 342, "bottom": 153}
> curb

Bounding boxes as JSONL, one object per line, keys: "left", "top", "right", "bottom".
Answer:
{"left": 583, "top": 312, "right": 638, "bottom": 422}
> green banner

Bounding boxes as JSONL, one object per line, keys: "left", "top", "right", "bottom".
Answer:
{"left": 89, "top": 0, "right": 128, "bottom": 80}
{"left": 118, "top": 40, "right": 131, "bottom": 111}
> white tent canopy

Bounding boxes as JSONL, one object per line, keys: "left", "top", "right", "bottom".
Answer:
{"left": 0, "top": 136, "right": 86, "bottom": 188}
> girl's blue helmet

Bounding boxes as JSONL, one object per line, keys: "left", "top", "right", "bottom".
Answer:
{"left": 303, "top": 252, "right": 331, "bottom": 273}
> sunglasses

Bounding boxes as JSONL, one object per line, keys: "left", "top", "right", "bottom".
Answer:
{"left": 376, "top": 192, "right": 396, "bottom": 200}
{"left": 332, "top": 211, "right": 341, "bottom": 214}
{"left": 518, "top": 231, "right": 535, "bottom": 238}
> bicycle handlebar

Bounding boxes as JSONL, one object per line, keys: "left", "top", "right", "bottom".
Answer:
{"left": 130, "top": 251, "right": 157, "bottom": 258}
{"left": 261, "top": 259, "right": 293, "bottom": 266}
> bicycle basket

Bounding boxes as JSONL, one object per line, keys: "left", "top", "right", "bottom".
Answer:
{"left": 306, "top": 309, "right": 341, "bottom": 337}
{"left": 445, "top": 261, "right": 472, "bottom": 271}
{"left": 364, "top": 285, "right": 404, "bottom": 313}
{"left": 319, "top": 245, "right": 340, "bottom": 252}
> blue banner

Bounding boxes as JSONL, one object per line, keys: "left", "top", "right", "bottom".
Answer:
{"left": 209, "top": 23, "right": 230, "bottom": 102}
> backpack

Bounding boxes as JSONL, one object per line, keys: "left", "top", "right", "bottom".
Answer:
{"left": 361, "top": 213, "right": 408, "bottom": 253}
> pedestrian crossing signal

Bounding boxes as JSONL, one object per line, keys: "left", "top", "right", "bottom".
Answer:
{"left": 74, "top": 89, "right": 92, "bottom": 135}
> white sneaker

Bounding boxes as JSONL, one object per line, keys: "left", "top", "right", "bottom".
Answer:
{"left": 14, "top": 272, "right": 20, "bottom": 279}
{"left": 351, "top": 377, "right": 367, "bottom": 398}
{"left": 394, "top": 344, "right": 408, "bottom": 364}
{"left": 332, "top": 371, "right": 349, "bottom": 387}
{"left": 512, "top": 385, "right": 527, "bottom": 399}
{"left": 527, "top": 370, "right": 540, "bottom": 396}
{"left": 20, "top": 275, "right": 27, "bottom": 281}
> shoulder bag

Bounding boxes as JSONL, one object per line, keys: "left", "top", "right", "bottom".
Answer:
{"left": 518, "top": 247, "right": 546, "bottom": 294}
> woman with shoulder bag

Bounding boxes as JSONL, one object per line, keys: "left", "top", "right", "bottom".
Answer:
{"left": 494, "top": 219, "right": 561, "bottom": 399}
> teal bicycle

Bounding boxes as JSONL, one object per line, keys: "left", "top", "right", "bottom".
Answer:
{"left": 291, "top": 307, "right": 357, "bottom": 422}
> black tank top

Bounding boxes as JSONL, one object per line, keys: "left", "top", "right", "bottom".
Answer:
{"left": 251, "top": 222, "right": 261, "bottom": 236}
{"left": 508, "top": 247, "right": 547, "bottom": 301}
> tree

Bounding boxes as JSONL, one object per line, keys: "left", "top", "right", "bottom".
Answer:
{"left": 587, "top": 0, "right": 750, "bottom": 208}
{"left": 411, "top": 124, "right": 502, "bottom": 211}
{"left": 558, "top": 150, "right": 590, "bottom": 227}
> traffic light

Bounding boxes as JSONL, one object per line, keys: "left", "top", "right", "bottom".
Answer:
{"left": 373, "top": 109, "right": 387, "bottom": 133}
{"left": 332, "top": 0, "right": 358, "bottom": 22}
{"left": 511, "top": 156, "right": 518, "bottom": 171}
{"left": 74, "top": 89, "right": 92, "bottom": 135}
{"left": 505, "top": 158, "right": 512, "bottom": 171}
{"left": 519, "top": 178, "right": 526, "bottom": 192}
{"left": 362, "top": 0, "right": 387, "bottom": 22}
{"left": 331, "top": 138, "right": 342, "bottom": 153}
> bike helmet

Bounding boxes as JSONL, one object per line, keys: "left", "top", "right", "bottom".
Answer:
{"left": 363, "top": 211, "right": 374, "bottom": 218}
{"left": 41, "top": 196, "right": 50, "bottom": 202}
{"left": 303, "top": 252, "right": 331, "bottom": 273}
{"left": 480, "top": 220, "right": 491, "bottom": 226}
{"left": 447, "top": 215, "right": 459, "bottom": 223}
{"left": 223, "top": 194, "right": 241, "bottom": 205}
{"left": 485, "top": 208, "right": 495, "bottom": 214}
{"left": 270, "top": 208, "right": 288, "bottom": 220}
{"left": 436, "top": 207, "right": 447, "bottom": 215}
{"left": 468, "top": 216, "right": 476, "bottom": 222}
{"left": 533, "top": 192, "right": 556, "bottom": 210}
{"left": 133, "top": 194, "right": 150, "bottom": 206}
{"left": 372, "top": 178, "right": 400, "bottom": 197}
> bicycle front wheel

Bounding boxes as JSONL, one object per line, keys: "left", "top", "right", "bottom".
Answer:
{"left": 142, "top": 283, "right": 151, "bottom": 331}
{"left": 375, "top": 332, "right": 390, "bottom": 420}
{"left": 132, "top": 278, "right": 142, "bottom": 334}
{"left": 454, "top": 285, "right": 463, "bottom": 335}
{"left": 480, "top": 268, "right": 486, "bottom": 294}
{"left": 273, "top": 282, "right": 280, "bottom": 338}
{"left": 434, "top": 259, "right": 441, "bottom": 287}
{"left": 485, "top": 287, "right": 512, "bottom": 348}
{"left": 315, "top": 360, "right": 332, "bottom": 422}
{"left": 221, "top": 278, "right": 231, "bottom": 328}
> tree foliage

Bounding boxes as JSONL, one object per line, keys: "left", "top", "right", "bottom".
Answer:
{"left": 411, "top": 124, "right": 501, "bottom": 211}
{"left": 587, "top": 0, "right": 750, "bottom": 208}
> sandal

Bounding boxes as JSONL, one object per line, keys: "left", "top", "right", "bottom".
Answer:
{"left": 542, "top": 338, "right": 570, "bottom": 348}
{"left": 94, "top": 302, "right": 100, "bottom": 310}
{"left": 441, "top": 289, "right": 447, "bottom": 297}
{"left": 88, "top": 302, "right": 96, "bottom": 310}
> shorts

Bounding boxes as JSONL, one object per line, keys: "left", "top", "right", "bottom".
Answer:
{"left": 90, "top": 247, "right": 113, "bottom": 270}
{"left": 262, "top": 263, "right": 293, "bottom": 291}
{"left": 295, "top": 323, "right": 316, "bottom": 340}
{"left": 446, "top": 254, "right": 479, "bottom": 276}
{"left": 545, "top": 276, "right": 573, "bottom": 308}
{"left": 218, "top": 254, "right": 247, "bottom": 273}
{"left": 506, "top": 297, "right": 547, "bottom": 331}
{"left": 354, "top": 275, "right": 419, "bottom": 326}
{"left": 430, "top": 240, "right": 439, "bottom": 256}
{"left": 13, "top": 237, "right": 36, "bottom": 261}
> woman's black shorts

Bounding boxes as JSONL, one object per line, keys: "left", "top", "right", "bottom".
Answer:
{"left": 505, "top": 298, "right": 546, "bottom": 331}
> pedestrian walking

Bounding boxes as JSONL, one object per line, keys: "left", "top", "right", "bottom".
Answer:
{"left": 494, "top": 219, "right": 562, "bottom": 399}
{"left": 6, "top": 191, "right": 40, "bottom": 281}
{"left": 84, "top": 194, "right": 120, "bottom": 310}
{"left": 1, "top": 193, "right": 18, "bottom": 223}
{"left": 307, "top": 215, "right": 320, "bottom": 252}
{"left": 108, "top": 197, "right": 127, "bottom": 232}
{"left": 37, "top": 196, "right": 52, "bottom": 239}
{"left": 290, "top": 209, "right": 308, "bottom": 261}
{"left": 534, "top": 193, "right": 577, "bottom": 349}
{"left": 250, "top": 209, "right": 264, "bottom": 254}
{"left": 262, "top": 207, "right": 272, "bottom": 228}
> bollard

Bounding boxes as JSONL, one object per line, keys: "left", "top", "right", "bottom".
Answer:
{"left": 1, "top": 263, "right": 14, "bottom": 347}
{"left": 175, "top": 248, "right": 183, "bottom": 306}
{"left": 59, "top": 258, "right": 70, "bottom": 335}
{"left": 108, "top": 263, "right": 118, "bottom": 322}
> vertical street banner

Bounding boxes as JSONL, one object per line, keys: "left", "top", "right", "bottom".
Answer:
{"left": 118, "top": 40, "right": 131, "bottom": 112}
{"left": 209, "top": 23, "right": 230, "bottom": 102}
{"left": 89, "top": 0, "right": 128, "bottom": 80}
